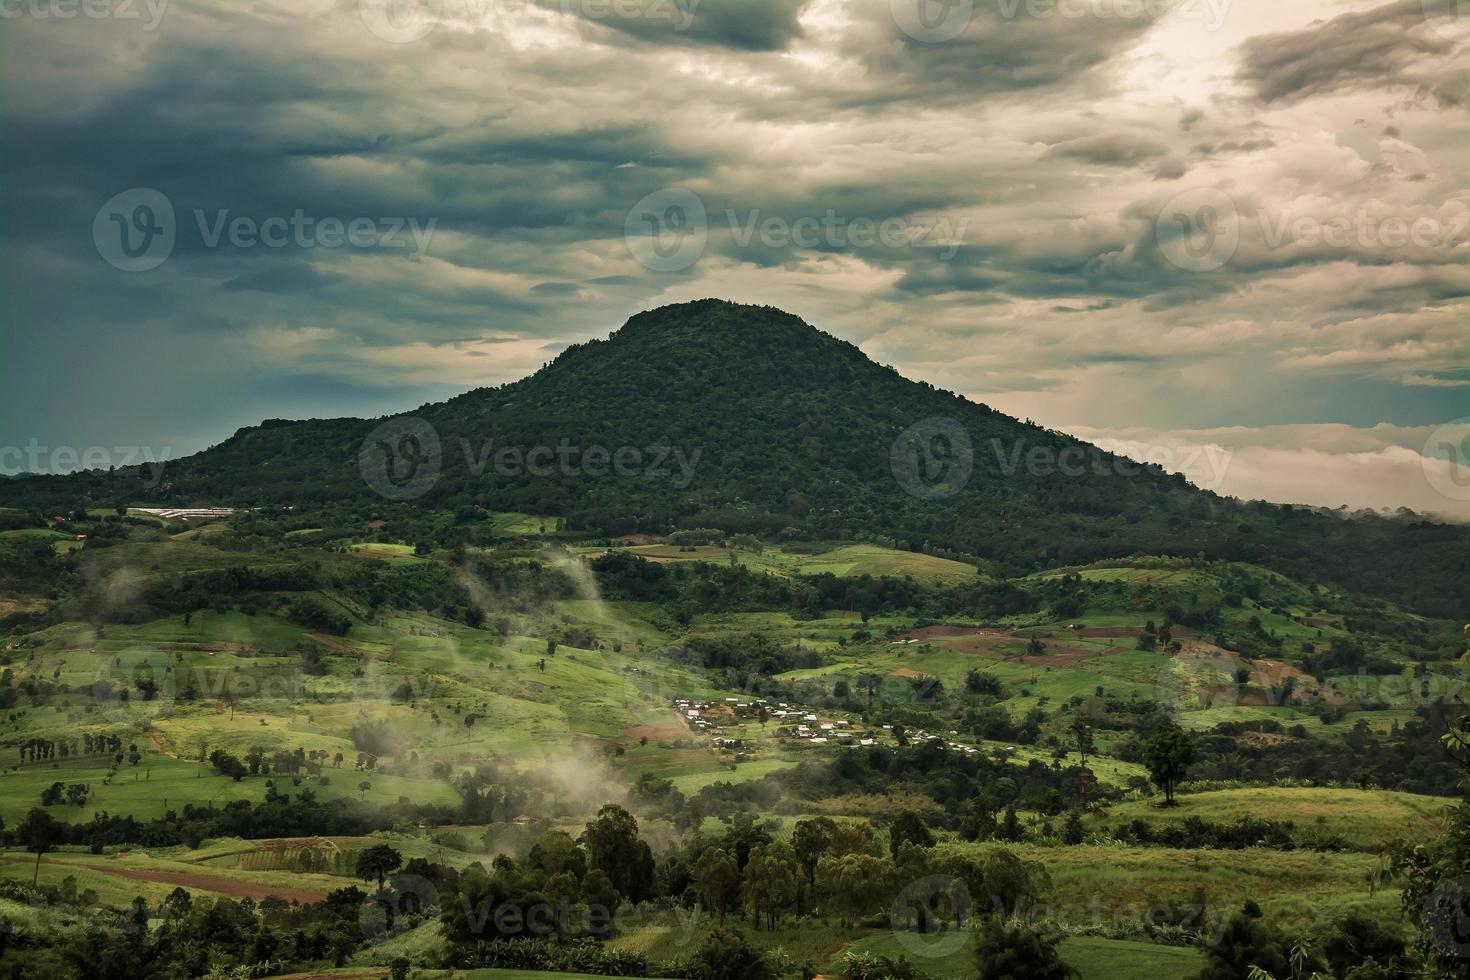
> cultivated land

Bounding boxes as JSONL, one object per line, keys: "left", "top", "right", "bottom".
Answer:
{"left": 0, "top": 501, "right": 1463, "bottom": 978}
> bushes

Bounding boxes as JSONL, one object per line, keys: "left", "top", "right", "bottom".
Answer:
{"left": 287, "top": 596, "right": 352, "bottom": 635}
{"left": 1110, "top": 814, "right": 1348, "bottom": 852}
{"left": 458, "top": 937, "right": 654, "bottom": 976}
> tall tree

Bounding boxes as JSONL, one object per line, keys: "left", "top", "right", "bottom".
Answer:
{"left": 792, "top": 816, "right": 835, "bottom": 915}
{"left": 357, "top": 844, "right": 403, "bottom": 892}
{"left": 816, "top": 852, "right": 895, "bottom": 929}
{"left": 1143, "top": 719, "right": 1197, "bottom": 806}
{"left": 741, "top": 843, "right": 797, "bottom": 930}
{"left": 17, "top": 808, "right": 64, "bottom": 886}
{"left": 581, "top": 803, "right": 653, "bottom": 903}
{"left": 694, "top": 847, "right": 740, "bottom": 925}
{"left": 887, "top": 810, "right": 934, "bottom": 858}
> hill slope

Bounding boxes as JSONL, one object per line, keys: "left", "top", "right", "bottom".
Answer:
{"left": 3, "top": 300, "right": 1466, "bottom": 615}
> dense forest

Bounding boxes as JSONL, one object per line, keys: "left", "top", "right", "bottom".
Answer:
{"left": 3, "top": 301, "right": 1466, "bottom": 618}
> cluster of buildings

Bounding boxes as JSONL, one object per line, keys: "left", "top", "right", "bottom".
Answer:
{"left": 671, "top": 696, "right": 1024, "bottom": 759}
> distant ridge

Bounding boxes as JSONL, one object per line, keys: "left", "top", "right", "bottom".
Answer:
{"left": 4, "top": 300, "right": 1466, "bottom": 616}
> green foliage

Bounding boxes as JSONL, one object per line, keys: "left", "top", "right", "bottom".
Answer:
{"left": 888, "top": 810, "right": 935, "bottom": 857}
{"left": 973, "top": 918, "right": 1075, "bottom": 980}
{"left": 694, "top": 847, "right": 740, "bottom": 925}
{"left": 580, "top": 803, "right": 654, "bottom": 903}
{"left": 1193, "top": 912, "right": 1292, "bottom": 980}
{"left": 356, "top": 843, "right": 403, "bottom": 891}
{"left": 1143, "top": 720, "right": 1197, "bottom": 805}
{"left": 688, "top": 927, "right": 777, "bottom": 980}
{"left": 9, "top": 300, "right": 1466, "bottom": 618}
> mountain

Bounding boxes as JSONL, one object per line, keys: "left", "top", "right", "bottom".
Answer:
{"left": 4, "top": 299, "right": 1467, "bottom": 615}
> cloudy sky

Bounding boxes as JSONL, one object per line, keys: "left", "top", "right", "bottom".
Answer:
{"left": 2, "top": 0, "right": 1468, "bottom": 517}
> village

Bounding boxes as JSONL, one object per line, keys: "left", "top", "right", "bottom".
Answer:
{"left": 669, "top": 695, "right": 1016, "bottom": 762}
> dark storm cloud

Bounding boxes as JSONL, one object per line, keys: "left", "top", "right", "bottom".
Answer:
{"left": 1237, "top": 0, "right": 1456, "bottom": 104}
{"left": 220, "top": 265, "right": 338, "bottom": 293}
{"left": 543, "top": 0, "right": 813, "bottom": 50}
{"left": 834, "top": 0, "right": 1164, "bottom": 105}
{"left": 1044, "top": 132, "right": 1172, "bottom": 166}
{"left": 0, "top": 0, "right": 1465, "bottom": 465}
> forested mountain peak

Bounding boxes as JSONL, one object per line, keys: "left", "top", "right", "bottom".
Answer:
{"left": 2, "top": 301, "right": 1466, "bottom": 616}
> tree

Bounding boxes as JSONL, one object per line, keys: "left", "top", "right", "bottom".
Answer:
{"left": 973, "top": 917, "right": 1075, "bottom": 980}
{"left": 816, "top": 852, "right": 895, "bottom": 929}
{"left": 1061, "top": 810, "right": 1085, "bottom": 845}
{"left": 1403, "top": 680, "right": 1470, "bottom": 978}
{"left": 581, "top": 867, "right": 621, "bottom": 913}
{"left": 1194, "top": 912, "right": 1292, "bottom": 980}
{"left": 688, "top": 927, "right": 776, "bottom": 980}
{"left": 741, "top": 843, "right": 797, "bottom": 930}
{"left": 1069, "top": 713, "right": 1095, "bottom": 769}
{"left": 358, "top": 780, "right": 372, "bottom": 799}
{"left": 1319, "top": 912, "right": 1405, "bottom": 977}
{"left": 996, "top": 807, "right": 1025, "bottom": 842}
{"left": 581, "top": 804, "right": 653, "bottom": 903}
{"left": 17, "top": 808, "right": 64, "bottom": 886}
{"left": 888, "top": 810, "right": 934, "bottom": 858}
{"left": 357, "top": 844, "right": 403, "bottom": 892}
{"left": 939, "top": 846, "right": 1051, "bottom": 924}
{"left": 1143, "top": 719, "right": 1197, "bottom": 805}
{"left": 528, "top": 829, "right": 586, "bottom": 880}
{"left": 694, "top": 847, "right": 741, "bottom": 924}
{"left": 792, "top": 816, "right": 835, "bottom": 915}
{"left": 209, "top": 749, "right": 247, "bottom": 781}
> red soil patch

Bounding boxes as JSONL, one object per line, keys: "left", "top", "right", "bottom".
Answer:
{"left": 1072, "top": 627, "right": 1142, "bottom": 638}
{"left": 622, "top": 711, "right": 691, "bottom": 740}
{"left": 0, "top": 855, "right": 329, "bottom": 904}
{"left": 889, "top": 668, "right": 930, "bottom": 679}
{"left": 613, "top": 534, "right": 667, "bottom": 546}
{"left": 309, "top": 633, "right": 351, "bottom": 653}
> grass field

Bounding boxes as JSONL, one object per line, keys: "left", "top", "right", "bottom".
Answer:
{"left": 835, "top": 931, "right": 1205, "bottom": 980}
{"left": 1109, "top": 787, "right": 1447, "bottom": 848}
{"left": 0, "top": 533, "right": 1457, "bottom": 979}
{"left": 613, "top": 542, "right": 983, "bottom": 587}
{"left": 0, "top": 847, "right": 342, "bottom": 906}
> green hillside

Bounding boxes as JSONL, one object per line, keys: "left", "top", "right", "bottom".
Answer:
{"left": 2, "top": 301, "right": 1465, "bottom": 618}
{"left": 0, "top": 303, "right": 1466, "bottom": 978}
